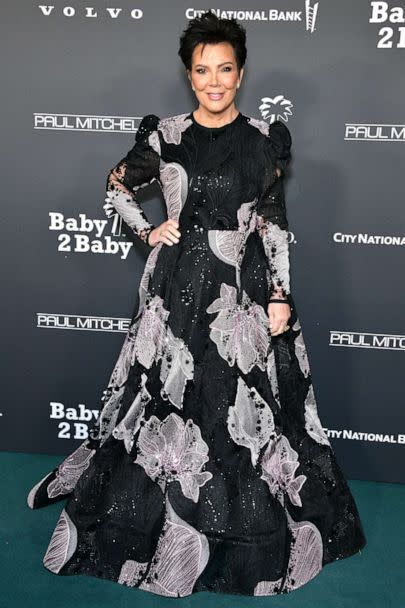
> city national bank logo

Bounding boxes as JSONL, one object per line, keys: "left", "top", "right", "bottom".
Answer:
{"left": 369, "top": 1, "right": 405, "bottom": 48}
{"left": 187, "top": 1, "right": 319, "bottom": 33}
{"left": 325, "top": 426, "right": 405, "bottom": 445}
{"left": 259, "top": 94, "right": 294, "bottom": 123}
{"left": 329, "top": 330, "right": 405, "bottom": 351}
{"left": 49, "top": 212, "right": 133, "bottom": 259}
{"left": 333, "top": 231, "right": 405, "bottom": 246}
{"left": 345, "top": 123, "right": 405, "bottom": 141}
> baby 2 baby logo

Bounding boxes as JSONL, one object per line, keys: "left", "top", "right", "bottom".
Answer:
{"left": 50, "top": 401, "right": 99, "bottom": 440}
{"left": 49, "top": 211, "right": 132, "bottom": 259}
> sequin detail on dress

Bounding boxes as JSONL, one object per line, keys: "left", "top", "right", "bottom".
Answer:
{"left": 28, "top": 111, "right": 366, "bottom": 597}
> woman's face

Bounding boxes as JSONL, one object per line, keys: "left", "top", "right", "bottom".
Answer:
{"left": 187, "top": 42, "right": 244, "bottom": 115}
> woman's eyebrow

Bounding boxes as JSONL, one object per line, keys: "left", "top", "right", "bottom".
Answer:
{"left": 194, "top": 61, "right": 234, "bottom": 67}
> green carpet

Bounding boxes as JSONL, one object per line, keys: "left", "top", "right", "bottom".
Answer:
{"left": 1, "top": 451, "right": 403, "bottom": 607}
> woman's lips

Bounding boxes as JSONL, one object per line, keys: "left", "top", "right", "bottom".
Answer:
{"left": 207, "top": 93, "right": 224, "bottom": 100}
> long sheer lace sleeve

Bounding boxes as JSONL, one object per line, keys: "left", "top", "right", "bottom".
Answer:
{"left": 104, "top": 114, "right": 161, "bottom": 245}
{"left": 256, "top": 121, "right": 292, "bottom": 300}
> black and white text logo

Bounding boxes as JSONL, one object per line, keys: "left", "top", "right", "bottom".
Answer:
{"left": 369, "top": 1, "right": 405, "bottom": 48}
{"left": 49, "top": 212, "right": 133, "bottom": 259}
{"left": 345, "top": 122, "right": 405, "bottom": 141}
{"left": 50, "top": 401, "right": 100, "bottom": 440}
{"left": 329, "top": 330, "right": 405, "bottom": 351}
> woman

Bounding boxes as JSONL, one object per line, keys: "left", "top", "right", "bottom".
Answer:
{"left": 27, "top": 11, "right": 366, "bottom": 597}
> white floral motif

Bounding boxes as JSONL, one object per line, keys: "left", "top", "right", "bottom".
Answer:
{"left": 47, "top": 442, "right": 96, "bottom": 499}
{"left": 103, "top": 187, "right": 156, "bottom": 233}
{"left": 292, "top": 319, "right": 310, "bottom": 378}
{"left": 107, "top": 316, "right": 141, "bottom": 389}
{"left": 158, "top": 113, "right": 193, "bottom": 145}
{"left": 266, "top": 347, "right": 281, "bottom": 409}
{"left": 237, "top": 198, "right": 259, "bottom": 234}
{"left": 90, "top": 384, "right": 126, "bottom": 446}
{"left": 256, "top": 215, "right": 291, "bottom": 297}
{"left": 159, "top": 160, "right": 189, "bottom": 221}
{"left": 118, "top": 559, "right": 149, "bottom": 587}
{"left": 206, "top": 282, "right": 270, "bottom": 374}
{"left": 107, "top": 262, "right": 168, "bottom": 391}
{"left": 133, "top": 294, "right": 194, "bottom": 406}
{"left": 254, "top": 509, "right": 323, "bottom": 595}
{"left": 28, "top": 442, "right": 95, "bottom": 507}
{"left": 138, "top": 242, "right": 164, "bottom": 313}
{"left": 246, "top": 116, "right": 269, "bottom": 136}
{"left": 148, "top": 130, "right": 161, "bottom": 155}
{"left": 112, "top": 372, "right": 151, "bottom": 453}
{"left": 159, "top": 326, "right": 194, "bottom": 410}
{"left": 99, "top": 290, "right": 194, "bottom": 443}
{"left": 260, "top": 435, "right": 307, "bottom": 507}
{"left": 304, "top": 385, "right": 331, "bottom": 447}
{"left": 291, "top": 319, "right": 331, "bottom": 447}
{"left": 227, "top": 376, "right": 276, "bottom": 467}
{"left": 133, "top": 294, "right": 170, "bottom": 369}
{"left": 43, "top": 509, "right": 78, "bottom": 574}
{"left": 208, "top": 199, "right": 258, "bottom": 289}
{"left": 134, "top": 412, "right": 213, "bottom": 503}
{"left": 207, "top": 230, "right": 245, "bottom": 269}
{"left": 135, "top": 496, "right": 210, "bottom": 596}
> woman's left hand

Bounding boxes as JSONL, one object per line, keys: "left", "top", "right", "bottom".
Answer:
{"left": 267, "top": 302, "right": 291, "bottom": 336}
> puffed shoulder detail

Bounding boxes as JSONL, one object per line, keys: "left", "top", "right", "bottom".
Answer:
{"left": 135, "top": 113, "right": 161, "bottom": 142}
{"left": 267, "top": 120, "right": 292, "bottom": 165}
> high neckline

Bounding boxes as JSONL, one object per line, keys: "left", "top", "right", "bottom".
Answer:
{"left": 189, "top": 111, "right": 243, "bottom": 130}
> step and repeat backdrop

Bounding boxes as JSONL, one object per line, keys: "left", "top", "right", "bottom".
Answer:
{"left": 1, "top": 1, "right": 404, "bottom": 482}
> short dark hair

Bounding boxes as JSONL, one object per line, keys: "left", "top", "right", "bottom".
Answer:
{"left": 178, "top": 10, "right": 247, "bottom": 73}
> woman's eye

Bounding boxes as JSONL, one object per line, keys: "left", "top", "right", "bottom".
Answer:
{"left": 195, "top": 67, "right": 232, "bottom": 74}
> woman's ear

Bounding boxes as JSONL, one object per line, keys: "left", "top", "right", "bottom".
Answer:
{"left": 187, "top": 69, "right": 195, "bottom": 92}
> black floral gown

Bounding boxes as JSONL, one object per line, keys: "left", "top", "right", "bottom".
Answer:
{"left": 27, "top": 111, "right": 367, "bottom": 597}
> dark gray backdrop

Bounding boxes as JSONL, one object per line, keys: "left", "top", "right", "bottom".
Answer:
{"left": 2, "top": 1, "right": 404, "bottom": 482}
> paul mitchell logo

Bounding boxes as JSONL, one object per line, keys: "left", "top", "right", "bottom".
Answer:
{"left": 345, "top": 123, "right": 405, "bottom": 141}
{"left": 329, "top": 331, "right": 405, "bottom": 350}
{"left": 34, "top": 112, "right": 143, "bottom": 133}
{"left": 37, "top": 313, "right": 130, "bottom": 332}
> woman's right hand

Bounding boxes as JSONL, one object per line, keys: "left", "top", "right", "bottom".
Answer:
{"left": 148, "top": 219, "right": 181, "bottom": 247}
